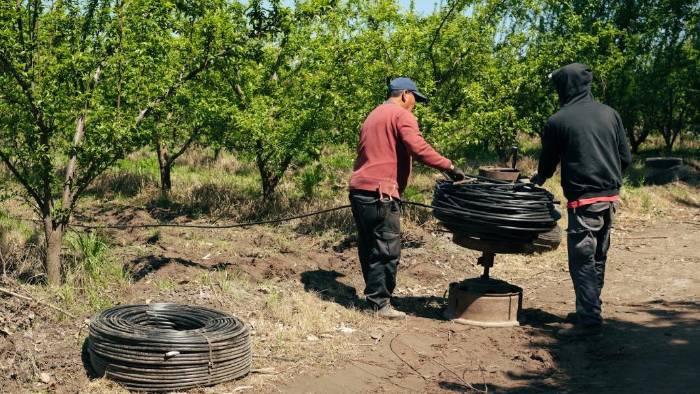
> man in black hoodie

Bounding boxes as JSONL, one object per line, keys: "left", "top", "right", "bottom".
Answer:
{"left": 531, "top": 63, "right": 632, "bottom": 338}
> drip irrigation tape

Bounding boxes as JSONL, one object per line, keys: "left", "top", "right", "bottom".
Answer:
{"left": 8, "top": 204, "right": 351, "bottom": 230}
{"left": 87, "top": 303, "right": 251, "bottom": 392}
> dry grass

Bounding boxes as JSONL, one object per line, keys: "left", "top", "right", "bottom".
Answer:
{"left": 89, "top": 172, "right": 157, "bottom": 198}
{"left": 201, "top": 273, "right": 371, "bottom": 373}
{"left": 74, "top": 271, "right": 373, "bottom": 392}
{"left": 0, "top": 210, "right": 44, "bottom": 282}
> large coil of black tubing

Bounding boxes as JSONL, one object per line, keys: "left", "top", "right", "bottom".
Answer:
{"left": 87, "top": 303, "right": 251, "bottom": 392}
{"left": 432, "top": 178, "right": 561, "bottom": 244}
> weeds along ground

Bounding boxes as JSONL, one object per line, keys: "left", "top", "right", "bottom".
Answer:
{"left": 0, "top": 140, "right": 698, "bottom": 392}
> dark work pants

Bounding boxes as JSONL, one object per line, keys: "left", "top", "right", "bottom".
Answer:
{"left": 567, "top": 201, "right": 617, "bottom": 326}
{"left": 349, "top": 191, "right": 401, "bottom": 309}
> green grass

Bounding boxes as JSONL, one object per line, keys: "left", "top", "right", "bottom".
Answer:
{"left": 153, "top": 277, "right": 176, "bottom": 292}
{"left": 0, "top": 209, "right": 35, "bottom": 241}
{"left": 57, "top": 231, "right": 129, "bottom": 313}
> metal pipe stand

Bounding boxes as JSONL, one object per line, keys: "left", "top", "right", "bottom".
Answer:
{"left": 446, "top": 236, "right": 525, "bottom": 327}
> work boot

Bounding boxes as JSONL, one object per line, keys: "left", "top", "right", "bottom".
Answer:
{"left": 563, "top": 312, "right": 578, "bottom": 324}
{"left": 557, "top": 324, "right": 602, "bottom": 339}
{"left": 376, "top": 304, "right": 406, "bottom": 320}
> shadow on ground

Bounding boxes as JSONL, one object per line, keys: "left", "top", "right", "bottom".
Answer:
{"left": 300, "top": 269, "right": 447, "bottom": 320}
{"left": 300, "top": 269, "right": 361, "bottom": 308}
{"left": 329, "top": 234, "right": 426, "bottom": 254}
{"left": 394, "top": 295, "right": 448, "bottom": 320}
{"left": 486, "top": 301, "right": 700, "bottom": 393}
{"left": 125, "top": 255, "right": 233, "bottom": 281}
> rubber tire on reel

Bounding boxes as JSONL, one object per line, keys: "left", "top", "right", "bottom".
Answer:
{"left": 532, "top": 224, "right": 562, "bottom": 251}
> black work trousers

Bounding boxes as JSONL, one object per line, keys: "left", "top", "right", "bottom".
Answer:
{"left": 567, "top": 201, "right": 617, "bottom": 326}
{"left": 349, "top": 190, "right": 401, "bottom": 309}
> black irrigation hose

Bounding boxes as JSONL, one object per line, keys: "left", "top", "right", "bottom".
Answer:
{"left": 87, "top": 303, "right": 251, "bottom": 392}
{"left": 429, "top": 179, "right": 561, "bottom": 243}
{"left": 8, "top": 204, "right": 352, "bottom": 230}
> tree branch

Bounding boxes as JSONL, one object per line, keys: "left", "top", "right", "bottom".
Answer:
{"left": 135, "top": 46, "right": 235, "bottom": 128}
{"left": 166, "top": 127, "right": 201, "bottom": 167}
{"left": 0, "top": 151, "right": 43, "bottom": 211}
{"left": 0, "top": 53, "right": 50, "bottom": 133}
{"left": 61, "top": 65, "right": 103, "bottom": 212}
{"left": 15, "top": 0, "right": 24, "bottom": 48}
{"left": 69, "top": 158, "right": 114, "bottom": 212}
{"left": 429, "top": 0, "right": 461, "bottom": 83}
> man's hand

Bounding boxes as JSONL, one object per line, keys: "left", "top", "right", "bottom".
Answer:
{"left": 445, "top": 165, "right": 465, "bottom": 182}
{"left": 530, "top": 173, "right": 546, "bottom": 186}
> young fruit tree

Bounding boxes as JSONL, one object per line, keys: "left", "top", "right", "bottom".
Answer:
{"left": 0, "top": 0, "right": 243, "bottom": 285}
{"left": 221, "top": 1, "right": 359, "bottom": 197}
{"left": 148, "top": 71, "right": 229, "bottom": 198}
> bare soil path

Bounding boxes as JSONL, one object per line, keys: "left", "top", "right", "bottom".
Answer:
{"left": 281, "top": 219, "right": 700, "bottom": 394}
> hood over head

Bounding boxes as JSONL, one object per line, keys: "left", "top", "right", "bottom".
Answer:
{"left": 550, "top": 63, "right": 593, "bottom": 106}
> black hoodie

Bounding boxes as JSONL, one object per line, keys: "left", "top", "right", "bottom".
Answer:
{"left": 537, "top": 63, "right": 632, "bottom": 202}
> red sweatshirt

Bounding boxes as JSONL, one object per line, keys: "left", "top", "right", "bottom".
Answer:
{"left": 349, "top": 103, "right": 452, "bottom": 198}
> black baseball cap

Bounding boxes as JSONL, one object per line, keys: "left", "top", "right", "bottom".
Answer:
{"left": 389, "top": 77, "right": 428, "bottom": 103}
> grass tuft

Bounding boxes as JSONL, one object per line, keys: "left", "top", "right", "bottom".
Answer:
{"left": 57, "top": 232, "right": 130, "bottom": 313}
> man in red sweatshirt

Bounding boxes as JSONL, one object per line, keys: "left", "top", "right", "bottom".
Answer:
{"left": 349, "top": 77, "right": 464, "bottom": 319}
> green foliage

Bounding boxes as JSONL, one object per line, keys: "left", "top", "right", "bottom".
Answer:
{"left": 518, "top": 0, "right": 700, "bottom": 153}
{"left": 217, "top": 0, "right": 364, "bottom": 196}
{"left": 62, "top": 231, "right": 127, "bottom": 311}
{"left": 0, "top": 1, "right": 698, "bottom": 283}
{"left": 296, "top": 163, "right": 326, "bottom": 198}
{"left": 0, "top": 0, "right": 246, "bottom": 283}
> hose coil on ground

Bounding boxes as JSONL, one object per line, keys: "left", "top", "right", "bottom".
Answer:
{"left": 87, "top": 303, "right": 251, "bottom": 392}
{"left": 432, "top": 179, "right": 561, "bottom": 244}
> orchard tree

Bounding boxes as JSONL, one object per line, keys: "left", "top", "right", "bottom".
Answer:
{"left": 381, "top": 0, "right": 536, "bottom": 160}
{"left": 149, "top": 76, "right": 228, "bottom": 198}
{"left": 516, "top": 0, "right": 699, "bottom": 153}
{"left": 0, "top": 0, "right": 244, "bottom": 285}
{"left": 222, "top": 0, "right": 357, "bottom": 197}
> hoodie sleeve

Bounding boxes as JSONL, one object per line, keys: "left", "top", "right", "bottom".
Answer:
{"left": 537, "top": 121, "right": 560, "bottom": 180}
{"left": 396, "top": 111, "right": 452, "bottom": 171}
{"left": 614, "top": 111, "right": 632, "bottom": 171}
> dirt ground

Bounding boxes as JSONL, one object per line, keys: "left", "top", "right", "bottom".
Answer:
{"left": 283, "top": 219, "right": 700, "bottom": 394}
{"left": 1, "top": 194, "right": 699, "bottom": 393}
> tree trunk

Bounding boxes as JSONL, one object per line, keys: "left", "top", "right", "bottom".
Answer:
{"left": 44, "top": 219, "right": 63, "bottom": 286}
{"left": 628, "top": 126, "right": 650, "bottom": 154}
{"left": 259, "top": 169, "right": 275, "bottom": 198}
{"left": 256, "top": 160, "right": 282, "bottom": 198}
{"left": 662, "top": 126, "right": 673, "bottom": 155}
{"left": 156, "top": 139, "right": 172, "bottom": 198}
{"left": 159, "top": 164, "right": 172, "bottom": 197}
{"left": 668, "top": 126, "right": 681, "bottom": 155}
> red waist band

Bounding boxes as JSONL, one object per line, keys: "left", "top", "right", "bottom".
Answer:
{"left": 567, "top": 195, "right": 619, "bottom": 209}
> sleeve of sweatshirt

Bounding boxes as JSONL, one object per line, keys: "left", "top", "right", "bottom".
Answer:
{"left": 537, "top": 121, "right": 560, "bottom": 180}
{"left": 614, "top": 111, "right": 632, "bottom": 171}
{"left": 396, "top": 111, "right": 452, "bottom": 171}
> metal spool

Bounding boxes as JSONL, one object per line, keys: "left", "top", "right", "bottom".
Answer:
{"left": 442, "top": 153, "right": 557, "bottom": 327}
{"left": 478, "top": 166, "right": 521, "bottom": 182}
